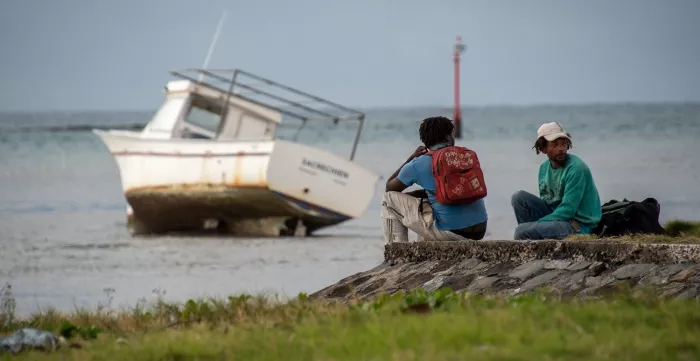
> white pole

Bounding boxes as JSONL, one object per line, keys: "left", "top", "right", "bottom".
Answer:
{"left": 199, "top": 10, "right": 228, "bottom": 82}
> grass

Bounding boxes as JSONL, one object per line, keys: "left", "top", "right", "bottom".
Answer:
{"left": 665, "top": 220, "right": 700, "bottom": 237}
{"left": 566, "top": 220, "right": 700, "bottom": 243}
{"left": 2, "top": 285, "right": 700, "bottom": 360}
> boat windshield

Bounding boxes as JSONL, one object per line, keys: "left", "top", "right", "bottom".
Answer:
{"left": 182, "top": 96, "right": 223, "bottom": 138}
{"left": 146, "top": 95, "right": 188, "bottom": 134}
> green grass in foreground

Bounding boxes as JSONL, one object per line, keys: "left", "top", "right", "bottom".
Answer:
{"left": 2, "top": 287, "right": 700, "bottom": 360}
{"left": 567, "top": 219, "right": 700, "bottom": 243}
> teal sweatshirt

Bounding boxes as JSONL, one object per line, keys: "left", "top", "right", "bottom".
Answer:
{"left": 537, "top": 154, "right": 602, "bottom": 229}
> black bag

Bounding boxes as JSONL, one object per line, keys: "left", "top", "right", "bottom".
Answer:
{"left": 592, "top": 197, "right": 666, "bottom": 237}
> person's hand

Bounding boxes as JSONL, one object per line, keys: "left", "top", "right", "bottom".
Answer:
{"left": 408, "top": 146, "right": 427, "bottom": 161}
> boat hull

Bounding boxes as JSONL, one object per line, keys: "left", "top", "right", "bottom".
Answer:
{"left": 94, "top": 130, "right": 379, "bottom": 236}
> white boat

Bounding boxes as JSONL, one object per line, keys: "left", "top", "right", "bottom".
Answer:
{"left": 93, "top": 68, "right": 380, "bottom": 236}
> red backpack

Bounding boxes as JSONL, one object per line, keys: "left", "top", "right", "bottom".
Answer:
{"left": 425, "top": 146, "right": 487, "bottom": 205}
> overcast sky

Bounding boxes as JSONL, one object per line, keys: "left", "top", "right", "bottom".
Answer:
{"left": 1, "top": 0, "right": 698, "bottom": 111}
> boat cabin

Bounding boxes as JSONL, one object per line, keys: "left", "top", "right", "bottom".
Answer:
{"left": 137, "top": 68, "right": 367, "bottom": 161}
{"left": 141, "top": 79, "right": 281, "bottom": 141}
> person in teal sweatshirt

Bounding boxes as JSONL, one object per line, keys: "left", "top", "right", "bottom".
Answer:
{"left": 511, "top": 122, "right": 602, "bottom": 240}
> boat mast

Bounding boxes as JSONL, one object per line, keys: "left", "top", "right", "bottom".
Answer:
{"left": 199, "top": 10, "right": 228, "bottom": 82}
{"left": 453, "top": 35, "right": 466, "bottom": 139}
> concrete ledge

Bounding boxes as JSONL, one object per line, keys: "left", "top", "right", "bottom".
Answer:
{"left": 311, "top": 240, "right": 700, "bottom": 301}
{"left": 384, "top": 240, "right": 700, "bottom": 265}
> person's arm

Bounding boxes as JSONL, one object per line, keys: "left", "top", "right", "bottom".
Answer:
{"left": 538, "top": 168, "right": 587, "bottom": 222}
{"left": 404, "top": 189, "right": 428, "bottom": 198}
{"left": 385, "top": 146, "right": 426, "bottom": 192}
{"left": 385, "top": 176, "right": 409, "bottom": 193}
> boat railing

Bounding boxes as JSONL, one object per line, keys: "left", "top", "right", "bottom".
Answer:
{"left": 169, "top": 68, "right": 366, "bottom": 161}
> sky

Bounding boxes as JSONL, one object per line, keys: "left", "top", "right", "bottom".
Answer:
{"left": 0, "top": 0, "right": 699, "bottom": 112}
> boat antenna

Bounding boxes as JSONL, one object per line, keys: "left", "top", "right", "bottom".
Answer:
{"left": 199, "top": 10, "right": 228, "bottom": 82}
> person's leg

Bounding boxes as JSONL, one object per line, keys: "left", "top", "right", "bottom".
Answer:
{"left": 382, "top": 191, "right": 436, "bottom": 243}
{"left": 448, "top": 221, "right": 488, "bottom": 240}
{"left": 514, "top": 220, "right": 574, "bottom": 240}
{"left": 417, "top": 201, "right": 483, "bottom": 242}
{"left": 381, "top": 192, "right": 411, "bottom": 243}
{"left": 511, "top": 190, "right": 553, "bottom": 224}
{"left": 381, "top": 192, "right": 463, "bottom": 243}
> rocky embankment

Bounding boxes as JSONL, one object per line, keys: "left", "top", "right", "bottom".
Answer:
{"left": 311, "top": 240, "right": 700, "bottom": 300}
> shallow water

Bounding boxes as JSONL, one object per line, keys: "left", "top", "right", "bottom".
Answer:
{"left": 1, "top": 104, "right": 699, "bottom": 315}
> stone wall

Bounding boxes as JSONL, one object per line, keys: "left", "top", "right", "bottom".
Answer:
{"left": 311, "top": 240, "right": 700, "bottom": 301}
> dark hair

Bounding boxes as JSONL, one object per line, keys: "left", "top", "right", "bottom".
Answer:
{"left": 419, "top": 116, "right": 454, "bottom": 148}
{"left": 533, "top": 136, "right": 572, "bottom": 155}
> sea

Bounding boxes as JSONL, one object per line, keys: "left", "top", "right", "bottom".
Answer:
{"left": 1, "top": 103, "right": 699, "bottom": 315}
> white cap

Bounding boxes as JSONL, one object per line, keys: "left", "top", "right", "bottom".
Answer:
{"left": 537, "top": 122, "right": 571, "bottom": 142}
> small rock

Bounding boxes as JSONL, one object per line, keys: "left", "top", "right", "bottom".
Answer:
{"left": 421, "top": 276, "right": 450, "bottom": 292}
{"left": 639, "top": 264, "right": 690, "bottom": 286}
{"left": 0, "top": 328, "right": 60, "bottom": 354}
{"left": 327, "top": 284, "right": 351, "bottom": 298}
{"left": 421, "top": 274, "right": 478, "bottom": 292}
{"left": 566, "top": 261, "right": 592, "bottom": 271}
{"left": 583, "top": 283, "right": 625, "bottom": 298}
{"left": 455, "top": 258, "right": 482, "bottom": 271}
{"left": 447, "top": 274, "right": 478, "bottom": 291}
{"left": 430, "top": 261, "right": 454, "bottom": 274}
{"left": 585, "top": 275, "right": 615, "bottom": 288}
{"left": 544, "top": 260, "right": 571, "bottom": 270}
{"left": 467, "top": 276, "right": 500, "bottom": 292}
{"left": 588, "top": 262, "right": 606, "bottom": 276}
{"left": 611, "top": 264, "right": 657, "bottom": 280}
{"left": 661, "top": 285, "right": 685, "bottom": 298}
{"left": 669, "top": 267, "right": 698, "bottom": 282}
{"left": 551, "top": 270, "right": 588, "bottom": 293}
{"left": 434, "top": 267, "right": 456, "bottom": 277}
{"left": 385, "top": 287, "right": 401, "bottom": 295}
{"left": 473, "top": 262, "right": 491, "bottom": 271}
{"left": 509, "top": 260, "right": 547, "bottom": 280}
{"left": 397, "top": 272, "right": 435, "bottom": 289}
{"left": 675, "top": 287, "right": 699, "bottom": 300}
{"left": 484, "top": 262, "right": 515, "bottom": 277}
{"left": 493, "top": 276, "right": 521, "bottom": 291}
{"left": 361, "top": 278, "right": 388, "bottom": 294}
{"left": 520, "top": 270, "right": 562, "bottom": 290}
{"left": 569, "top": 270, "right": 588, "bottom": 284}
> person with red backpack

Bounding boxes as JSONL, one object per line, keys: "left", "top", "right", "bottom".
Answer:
{"left": 382, "top": 116, "right": 489, "bottom": 243}
{"left": 510, "top": 122, "right": 602, "bottom": 240}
